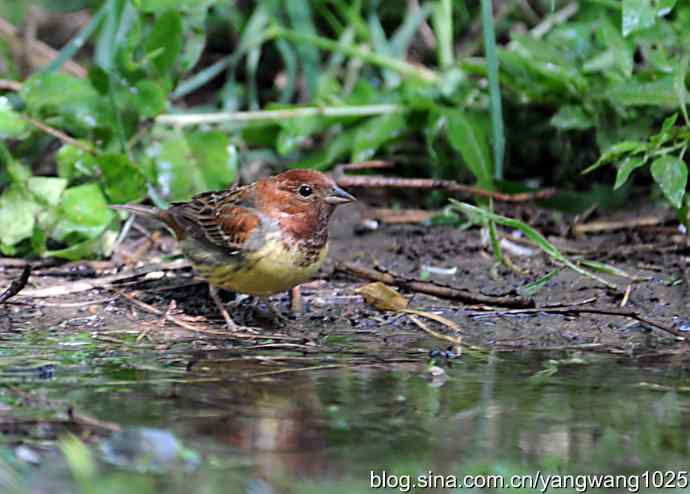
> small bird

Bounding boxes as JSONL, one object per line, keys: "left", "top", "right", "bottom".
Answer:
{"left": 113, "top": 169, "right": 355, "bottom": 330}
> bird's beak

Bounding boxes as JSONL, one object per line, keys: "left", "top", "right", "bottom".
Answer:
{"left": 325, "top": 185, "right": 356, "bottom": 205}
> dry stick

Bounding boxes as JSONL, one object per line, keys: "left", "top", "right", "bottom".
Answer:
{"left": 339, "top": 261, "right": 534, "bottom": 309}
{"left": 0, "top": 265, "right": 31, "bottom": 304}
{"left": 0, "top": 79, "right": 21, "bottom": 91}
{"left": 572, "top": 215, "right": 664, "bottom": 235}
{"left": 407, "top": 314, "right": 462, "bottom": 346}
{"left": 332, "top": 161, "right": 556, "bottom": 203}
{"left": 22, "top": 115, "right": 95, "bottom": 154}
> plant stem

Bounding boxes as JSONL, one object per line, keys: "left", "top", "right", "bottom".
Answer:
{"left": 156, "top": 104, "right": 403, "bottom": 127}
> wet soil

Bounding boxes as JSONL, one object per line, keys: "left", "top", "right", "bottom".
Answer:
{"left": 2, "top": 202, "right": 690, "bottom": 356}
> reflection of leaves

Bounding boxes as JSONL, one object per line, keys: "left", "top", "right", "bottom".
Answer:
{"left": 650, "top": 156, "right": 687, "bottom": 209}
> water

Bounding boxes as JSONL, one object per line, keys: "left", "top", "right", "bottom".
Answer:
{"left": 1, "top": 330, "right": 690, "bottom": 493}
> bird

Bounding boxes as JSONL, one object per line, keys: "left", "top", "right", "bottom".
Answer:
{"left": 112, "top": 169, "right": 355, "bottom": 330}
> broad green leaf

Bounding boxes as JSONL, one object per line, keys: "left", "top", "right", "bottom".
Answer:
{"left": 550, "top": 105, "right": 593, "bottom": 130}
{"left": 0, "top": 186, "right": 39, "bottom": 247}
{"left": 6, "top": 160, "right": 31, "bottom": 183}
{"left": 21, "top": 72, "right": 106, "bottom": 133}
{"left": 445, "top": 109, "right": 493, "bottom": 188}
{"left": 606, "top": 76, "right": 680, "bottom": 108}
{"left": 614, "top": 156, "right": 647, "bottom": 189}
{"left": 622, "top": 0, "right": 656, "bottom": 36}
{"left": 650, "top": 155, "right": 687, "bottom": 209}
{"left": 186, "top": 131, "right": 237, "bottom": 190}
{"left": 144, "top": 10, "right": 183, "bottom": 75}
{"left": 56, "top": 145, "right": 99, "bottom": 181}
{"left": 0, "top": 97, "right": 28, "bottom": 138}
{"left": 291, "top": 126, "right": 357, "bottom": 170}
{"left": 46, "top": 229, "right": 118, "bottom": 260}
{"left": 598, "top": 16, "right": 633, "bottom": 77}
{"left": 98, "top": 153, "right": 148, "bottom": 204}
{"left": 124, "top": 80, "right": 167, "bottom": 118}
{"left": 27, "top": 177, "right": 67, "bottom": 207}
{"left": 352, "top": 112, "right": 407, "bottom": 162}
{"left": 52, "top": 183, "right": 114, "bottom": 241}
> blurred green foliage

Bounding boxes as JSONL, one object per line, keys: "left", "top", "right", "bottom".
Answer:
{"left": 0, "top": 0, "right": 688, "bottom": 258}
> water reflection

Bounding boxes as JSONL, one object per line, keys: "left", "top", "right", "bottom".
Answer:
{"left": 6, "top": 348, "right": 690, "bottom": 492}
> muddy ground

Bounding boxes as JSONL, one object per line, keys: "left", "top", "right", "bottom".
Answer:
{"left": 2, "top": 200, "right": 690, "bottom": 360}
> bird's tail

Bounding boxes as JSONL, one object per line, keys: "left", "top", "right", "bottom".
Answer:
{"left": 111, "top": 204, "right": 185, "bottom": 239}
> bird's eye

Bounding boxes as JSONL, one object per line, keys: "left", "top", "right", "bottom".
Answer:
{"left": 298, "top": 184, "right": 313, "bottom": 197}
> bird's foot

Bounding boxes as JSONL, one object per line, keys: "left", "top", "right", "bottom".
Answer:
{"left": 209, "top": 285, "right": 260, "bottom": 333}
{"left": 259, "top": 297, "right": 291, "bottom": 327}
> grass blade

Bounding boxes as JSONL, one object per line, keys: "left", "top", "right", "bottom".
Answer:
{"left": 480, "top": 0, "right": 505, "bottom": 179}
{"left": 42, "top": 5, "right": 107, "bottom": 74}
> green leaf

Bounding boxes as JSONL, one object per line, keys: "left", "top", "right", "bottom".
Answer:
{"left": 276, "top": 115, "right": 325, "bottom": 156}
{"left": 52, "top": 183, "right": 114, "bottom": 241}
{"left": 583, "top": 140, "right": 647, "bottom": 174}
{"left": 0, "top": 97, "right": 28, "bottom": 138}
{"left": 444, "top": 109, "right": 493, "bottom": 188}
{"left": 27, "top": 177, "right": 68, "bottom": 207}
{"left": 186, "top": 132, "right": 237, "bottom": 190}
{"left": 0, "top": 186, "right": 39, "bottom": 247}
{"left": 144, "top": 10, "right": 183, "bottom": 75}
{"left": 550, "top": 105, "right": 594, "bottom": 130}
{"left": 650, "top": 155, "right": 688, "bottom": 209}
{"left": 21, "top": 72, "right": 106, "bottom": 133}
{"left": 598, "top": 15, "right": 633, "bottom": 77}
{"left": 675, "top": 54, "right": 689, "bottom": 125}
{"left": 606, "top": 76, "right": 680, "bottom": 107}
{"left": 98, "top": 153, "right": 148, "bottom": 204}
{"left": 352, "top": 112, "right": 407, "bottom": 162}
{"left": 614, "top": 156, "right": 647, "bottom": 189}
{"left": 56, "top": 145, "right": 99, "bottom": 181}
{"left": 622, "top": 0, "right": 657, "bottom": 36}
{"left": 124, "top": 80, "right": 167, "bottom": 118}
{"left": 46, "top": 230, "right": 118, "bottom": 260}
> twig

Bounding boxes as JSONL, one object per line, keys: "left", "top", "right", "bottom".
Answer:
{"left": 338, "top": 261, "right": 534, "bottom": 308}
{"left": 332, "top": 161, "right": 556, "bottom": 203}
{"left": 68, "top": 407, "right": 121, "bottom": 433}
{"left": 22, "top": 115, "right": 95, "bottom": 153}
{"left": 572, "top": 215, "right": 664, "bottom": 235}
{"left": 0, "top": 265, "right": 31, "bottom": 304}
{"left": 530, "top": 3, "right": 579, "bottom": 39}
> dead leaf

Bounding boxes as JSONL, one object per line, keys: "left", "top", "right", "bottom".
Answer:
{"left": 356, "top": 282, "right": 409, "bottom": 311}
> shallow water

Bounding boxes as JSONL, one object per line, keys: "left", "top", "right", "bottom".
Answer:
{"left": 1, "top": 329, "right": 690, "bottom": 493}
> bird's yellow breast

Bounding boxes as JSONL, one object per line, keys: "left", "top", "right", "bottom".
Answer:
{"left": 194, "top": 239, "right": 328, "bottom": 296}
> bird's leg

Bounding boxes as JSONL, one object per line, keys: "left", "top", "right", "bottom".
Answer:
{"left": 259, "top": 296, "right": 290, "bottom": 327}
{"left": 208, "top": 284, "right": 242, "bottom": 331}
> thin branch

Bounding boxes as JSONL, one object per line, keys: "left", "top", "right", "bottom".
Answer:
{"left": 22, "top": 115, "right": 95, "bottom": 153}
{"left": 338, "top": 261, "right": 534, "bottom": 309}
{"left": 333, "top": 161, "right": 557, "bottom": 203}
